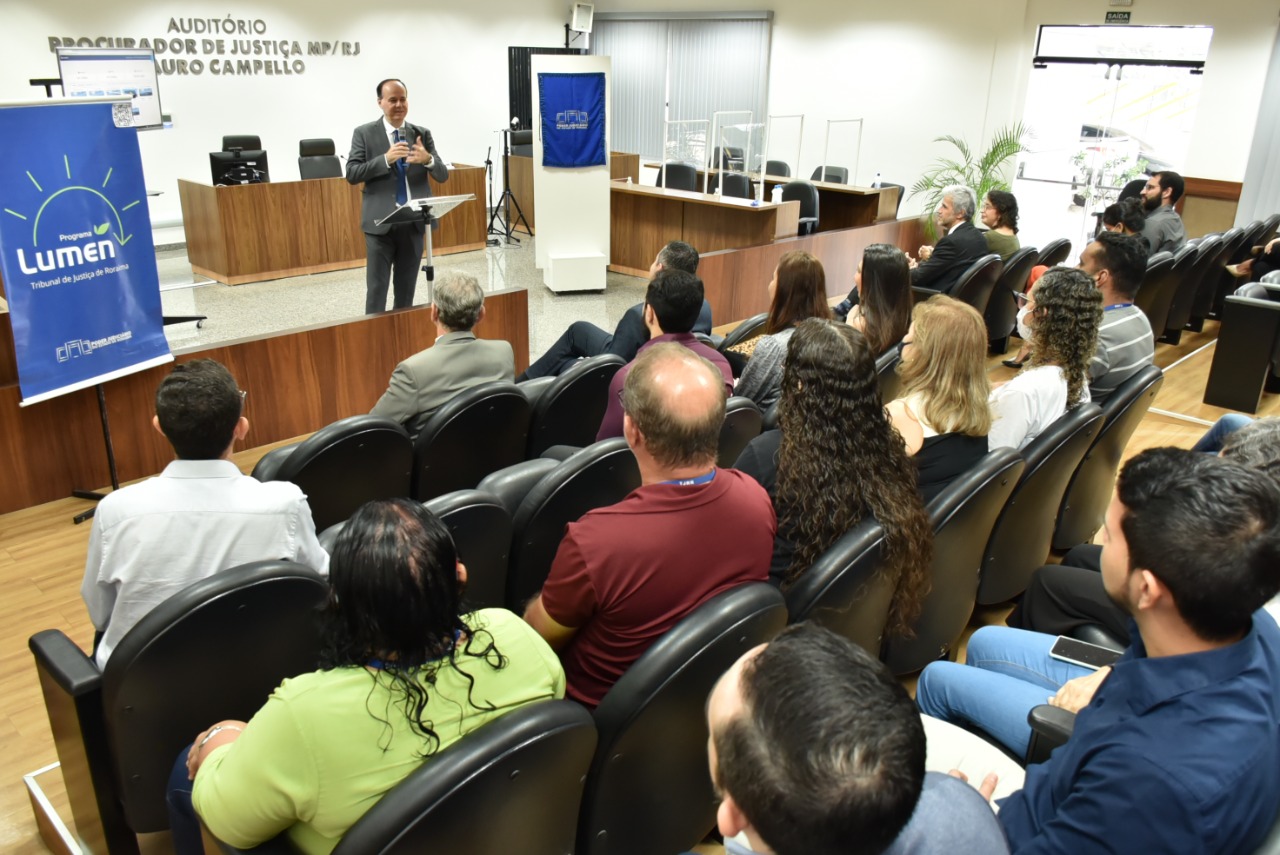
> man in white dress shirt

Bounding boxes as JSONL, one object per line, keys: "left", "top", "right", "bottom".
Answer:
{"left": 81, "top": 360, "right": 329, "bottom": 666}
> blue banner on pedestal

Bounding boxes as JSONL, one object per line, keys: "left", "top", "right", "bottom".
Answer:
{"left": 538, "top": 72, "right": 607, "bottom": 168}
{"left": 0, "top": 99, "right": 172, "bottom": 405}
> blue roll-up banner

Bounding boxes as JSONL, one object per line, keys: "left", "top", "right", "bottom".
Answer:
{"left": 0, "top": 99, "right": 172, "bottom": 406}
{"left": 538, "top": 72, "right": 607, "bottom": 169}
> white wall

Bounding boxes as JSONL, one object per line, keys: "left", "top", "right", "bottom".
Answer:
{"left": 5, "top": 0, "right": 1274, "bottom": 231}
{"left": 1, "top": 0, "right": 570, "bottom": 228}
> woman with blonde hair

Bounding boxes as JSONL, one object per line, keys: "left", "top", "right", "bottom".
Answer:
{"left": 887, "top": 296, "right": 992, "bottom": 502}
{"left": 733, "top": 250, "right": 833, "bottom": 409}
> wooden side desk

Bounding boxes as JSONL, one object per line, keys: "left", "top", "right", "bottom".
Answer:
{"left": 609, "top": 183, "right": 800, "bottom": 276}
{"left": 508, "top": 152, "right": 640, "bottom": 235}
{"left": 178, "top": 165, "right": 487, "bottom": 285}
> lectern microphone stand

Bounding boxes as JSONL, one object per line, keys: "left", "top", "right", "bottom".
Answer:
{"left": 375, "top": 193, "right": 476, "bottom": 299}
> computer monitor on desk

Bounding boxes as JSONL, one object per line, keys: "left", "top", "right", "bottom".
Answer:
{"left": 209, "top": 150, "right": 270, "bottom": 186}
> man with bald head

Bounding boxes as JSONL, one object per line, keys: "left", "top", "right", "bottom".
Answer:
{"left": 524, "top": 343, "right": 776, "bottom": 707}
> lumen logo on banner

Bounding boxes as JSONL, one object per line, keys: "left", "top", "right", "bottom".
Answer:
{"left": 0, "top": 99, "right": 172, "bottom": 405}
{"left": 538, "top": 72, "right": 606, "bottom": 168}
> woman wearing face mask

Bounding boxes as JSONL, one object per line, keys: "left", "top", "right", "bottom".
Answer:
{"left": 1001, "top": 263, "right": 1051, "bottom": 370}
{"left": 885, "top": 296, "right": 992, "bottom": 502}
{"left": 988, "top": 268, "right": 1102, "bottom": 452}
{"left": 832, "top": 243, "right": 913, "bottom": 355}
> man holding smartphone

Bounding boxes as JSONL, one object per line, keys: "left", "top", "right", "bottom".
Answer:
{"left": 917, "top": 447, "right": 1280, "bottom": 854}
{"left": 347, "top": 78, "right": 449, "bottom": 314}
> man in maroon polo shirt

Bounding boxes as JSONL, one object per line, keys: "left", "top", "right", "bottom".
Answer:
{"left": 524, "top": 343, "right": 776, "bottom": 707}
{"left": 595, "top": 268, "right": 734, "bottom": 440}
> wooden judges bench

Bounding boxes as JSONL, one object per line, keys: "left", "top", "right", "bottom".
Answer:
{"left": 507, "top": 151, "right": 641, "bottom": 234}
{"left": 177, "top": 165, "right": 488, "bottom": 285}
{"left": 0, "top": 288, "right": 529, "bottom": 515}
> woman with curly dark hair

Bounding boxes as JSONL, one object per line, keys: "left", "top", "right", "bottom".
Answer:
{"left": 981, "top": 189, "right": 1020, "bottom": 261}
{"left": 989, "top": 267, "right": 1102, "bottom": 451}
{"left": 833, "top": 243, "right": 913, "bottom": 355}
{"left": 733, "top": 250, "right": 833, "bottom": 409}
{"left": 170, "top": 499, "right": 564, "bottom": 855}
{"left": 733, "top": 318, "right": 932, "bottom": 636}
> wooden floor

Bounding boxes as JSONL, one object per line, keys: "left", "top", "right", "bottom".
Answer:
{"left": 0, "top": 319, "right": 1272, "bottom": 854}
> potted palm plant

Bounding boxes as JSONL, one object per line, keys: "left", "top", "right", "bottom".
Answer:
{"left": 909, "top": 123, "right": 1028, "bottom": 241}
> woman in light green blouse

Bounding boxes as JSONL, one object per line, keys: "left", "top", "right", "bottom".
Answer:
{"left": 981, "top": 189, "right": 1021, "bottom": 261}
{"left": 170, "top": 499, "right": 565, "bottom": 855}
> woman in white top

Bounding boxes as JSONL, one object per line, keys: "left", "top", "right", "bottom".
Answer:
{"left": 988, "top": 268, "right": 1101, "bottom": 451}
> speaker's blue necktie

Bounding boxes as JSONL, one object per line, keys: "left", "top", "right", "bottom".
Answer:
{"left": 394, "top": 129, "right": 408, "bottom": 206}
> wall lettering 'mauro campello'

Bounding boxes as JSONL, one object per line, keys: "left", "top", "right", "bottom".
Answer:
{"left": 47, "top": 17, "right": 361, "bottom": 77}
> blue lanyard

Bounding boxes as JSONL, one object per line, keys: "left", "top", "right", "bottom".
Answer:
{"left": 1104, "top": 302, "right": 1133, "bottom": 311}
{"left": 662, "top": 469, "right": 717, "bottom": 487}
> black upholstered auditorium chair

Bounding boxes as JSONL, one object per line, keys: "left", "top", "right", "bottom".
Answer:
{"left": 1133, "top": 251, "right": 1177, "bottom": 341}
{"left": 717, "top": 396, "right": 763, "bottom": 467}
{"left": 1187, "top": 232, "right": 1235, "bottom": 332}
{"left": 29, "top": 561, "right": 327, "bottom": 855}
{"left": 577, "top": 583, "right": 787, "bottom": 855}
{"left": 218, "top": 701, "right": 597, "bottom": 855}
{"left": 251, "top": 415, "right": 413, "bottom": 531}
{"left": 316, "top": 489, "right": 514, "bottom": 612}
{"left": 410, "top": 382, "right": 530, "bottom": 501}
{"left": 1204, "top": 283, "right": 1280, "bottom": 414}
{"left": 765, "top": 159, "right": 790, "bottom": 177}
{"left": 874, "top": 348, "right": 903, "bottom": 404}
{"left": 477, "top": 458, "right": 561, "bottom": 517}
{"left": 882, "top": 448, "right": 1024, "bottom": 676}
{"left": 1213, "top": 220, "right": 1276, "bottom": 318}
{"left": 520, "top": 354, "right": 625, "bottom": 458}
{"left": 297, "top": 138, "right": 342, "bottom": 180}
{"left": 784, "top": 517, "right": 894, "bottom": 656}
{"left": 717, "top": 312, "right": 769, "bottom": 355}
{"left": 504, "top": 438, "right": 641, "bottom": 611}
{"left": 809, "top": 165, "right": 849, "bottom": 184}
{"left": 222, "top": 134, "right": 261, "bottom": 151}
{"left": 655, "top": 162, "right": 698, "bottom": 191}
{"left": 1161, "top": 243, "right": 1207, "bottom": 344}
{"left": 1052, "top": 365, "right": 1164, "bottom": 551}
{"left": 985, "top": 246, "right": 1039, "bottom": 353}
{"left": 1035, "top": 237, "right": 1072, "bottom": 269}
{"left": 781, "top": 181, "right": 820, "bottom": 234}
{"left": 915, "top": 254, "right": 1004, "bottom": 321}
{"left": 718, "top": 172, "right": 753, "bottom": 199}
{"left": 977, "top": 404, "right": 1104, "bottom": 606}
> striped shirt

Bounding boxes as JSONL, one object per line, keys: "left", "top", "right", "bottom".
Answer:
{"left": 1089, "top": 304, "right": 1154, "bottom": 402}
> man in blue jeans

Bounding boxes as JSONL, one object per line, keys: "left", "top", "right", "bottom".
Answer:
{"left": 917, "top": 447, "right": 1280, "bottom": 853}
{"left": 517, "top": 241, "right": 713, "bottom": 381}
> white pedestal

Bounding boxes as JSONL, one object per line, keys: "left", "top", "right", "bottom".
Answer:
{"left": 548, "top": 252, "right": 607, "bottom": 292}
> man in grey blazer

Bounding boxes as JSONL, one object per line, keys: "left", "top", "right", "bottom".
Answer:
{"left": 370, "top": 271, "right": 514, "bottom": 441}
{"left": 347, "top": 78, "right": 449, "bottom": 314}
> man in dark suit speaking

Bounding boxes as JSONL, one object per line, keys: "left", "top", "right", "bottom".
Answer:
{"left": 910, "top": 184, "right": 989, "bottom": 295}
{"left": 347, "top": 78, "right": 449, "bottom": 314}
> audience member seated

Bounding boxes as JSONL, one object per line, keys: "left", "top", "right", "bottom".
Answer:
{"left": 524, "top": 344, "right": 775, "bottom": 707}
{"left": 733, "top": 250, "right": 833, "bottom": 409}
{"left": 369, "top": 271, "right": 514, "bottom": 440}
{"left": 169, "top": 498, "right": 564, "bottom": 855}
{"left": 988, "top": 268, "right": 1101, "bottom": 451}
{"left": 1011, "top": 417, "right": 1280, "bottom": 645}
{"left": 701, "top": 623, "right": 1009, "bottom": 855}
{"left": 517, "top": 241, "right": 710, "bottom": 381}
{"left": 1139, "top": 170, "right": 1187, "bottom": 254}
{"left": 1228, "top": 235, "right": 1280, "bottom": 282}
{"left": 886, "top": 296, "right": 992, "bottom": 502}
{"left": 596, "top": 269, "right": 733, "bottom": 440}
{"left": 81, "top": 360, "right": 329, "bottom": 667}
{"left": 910, "top": 184, "right": 990, "bottom": 295}
{"left": 980, "top": 189, "right": 1021, "bottom": 261}
{"left": 1077, "top": 231, "right": 1154, "bottom": 403}
{"left": 1101, "top": 196, "right": 1146, "bottom": 236}
{"left": 832, "top": 243, "right": 913, "bottom": 355}
{"left": 733, "top": 320, "right": 931, "bottom": 636}
{"left": 918, "top": 448, "right": 1280, "bottom": 853}
{"left": 1002, "top": 263, "right": 1052, "bottom": 370}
